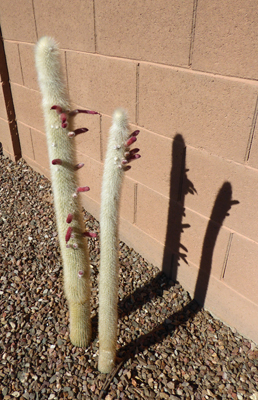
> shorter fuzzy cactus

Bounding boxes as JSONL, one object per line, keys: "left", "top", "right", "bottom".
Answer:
{"left": 98, "top": 109, "right": 141, "bottom": 373}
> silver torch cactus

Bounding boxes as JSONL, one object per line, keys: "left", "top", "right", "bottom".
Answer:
{"left": 98, "top": 109, "right": 141, "bottom": 373}
{"left": 35, "top": 36, "right": 98, "bottom": 347}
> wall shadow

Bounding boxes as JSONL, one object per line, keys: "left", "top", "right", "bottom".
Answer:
{"left": 194, "top": 181, "right": 239, "bottom": 306}
{"left": 117, "top": 134, "right": 195, "bottom": 319}
{"left": 162, "top": 134, "right": 196, "bottom": 280}
{"left": 117, "top": 181, "right": 239, "bottom": 365}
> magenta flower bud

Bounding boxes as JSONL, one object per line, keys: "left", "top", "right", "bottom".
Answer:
{"left": 75, "top": 163, "right": 84, "bottom": 170}
{"left": 51, "top": 105, "right": 63, "bottom": 114}
{"left": 83, "top": 231, "right": 98, "bottom": 238}
{"left": 62, "top": 122, "right": 68, "bottom": 128}
{"left": 52, "top": 158, "right": 62, "bottom": 165}
{"left": 65, "top": 227, "right": 73, "bottom": 243}
{"left": 125, "top": 136, "right": 137, "bottom": 147}
{"left": 131, "top": 130, "right": 140, "bottom": 137}
{"left": 129, "top": 154, "right": 141, "bottom": 161}
{"left": 77, "top": 186, "right": 90, "bottom": 193}
{"left": 66, "top": 213, "right": 73, "bottom": 223}
{"left": 75, "top": 128, "right": 88, "bottom": 135}
{"left": 129, "top": 148, "right": 140, "bottom": 156}
{"left": 60, "top": 113, "right": 67, "bottom": 123}
{"left": 121, "top": 159, "right": 128, "bottom": 165}
{"left": 123, "top": 165, "right": 131, "bottom": 172}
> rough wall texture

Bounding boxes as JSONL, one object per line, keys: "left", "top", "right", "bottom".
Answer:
{"left": 0, "top": 0, "right": 258, "bottom": 343}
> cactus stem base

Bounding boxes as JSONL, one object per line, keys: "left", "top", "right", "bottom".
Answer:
{"left": 69, "top": 301, "right": 91, "bottom": 348}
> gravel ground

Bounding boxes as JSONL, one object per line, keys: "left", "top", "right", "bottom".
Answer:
{"left": 0, "top": 154, "right": 258, "bottom": 400}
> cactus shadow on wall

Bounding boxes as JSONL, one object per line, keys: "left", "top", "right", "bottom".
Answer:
{"left": 193, "top": 181, "right": 239, "bottom": 307}
{"left": 117, "top": 181, "right": 239, "bottom": 364}
{"left": 117, "top": 134, "right": 194, "bottom": 319}
{"left": 162, "top": 133, "right": 197, "bottom": 280}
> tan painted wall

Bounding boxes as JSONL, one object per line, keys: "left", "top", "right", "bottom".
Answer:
{"left": 0, "top": 0, "right": 258, "bottom": 343}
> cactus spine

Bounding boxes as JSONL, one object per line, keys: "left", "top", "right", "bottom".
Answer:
{"left": 35, "top": 36, "right": 92, "bottom": 347}
{"left": 98, "top": 109, "right": 133, "bottom": 373}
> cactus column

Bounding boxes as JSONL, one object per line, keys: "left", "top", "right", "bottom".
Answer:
{"left": 98, "top": 109, "right": 141, "bottom": 373}
{"left": 35, "top": 36, "right": 96, "bottom": 347}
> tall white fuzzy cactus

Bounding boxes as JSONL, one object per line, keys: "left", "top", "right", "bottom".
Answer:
{"left": 98, "top": 109, "right": 141, "bottom": 373}
{"left": 35, "top": 36, "right": 98, "bottom": 347}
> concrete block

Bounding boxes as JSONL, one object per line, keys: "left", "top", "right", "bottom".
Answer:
{"left": 3, "top": 41, "right": 23, "bottom": 85}
{"left": 0, "top": 84, "right": 8, "bottom": 120}
{"left": 183, "top": 146, "right": 258, "bottom": 242}
{"left": 33, "top": 0, "right": 95, "bottom": 52}
{"left": 18, "top": 43, "right": 39, "bottom": 90}
{"left": 223, "top": 233, "right": 258, "bottom": 304}
{"left": 135, "top": 183, "right": 169, "bottom": 243}
{"left": 95, "top": 0, "right": 193, "bottom": 66}
{"left": 119, "top": 216, "right": 166, "bottom": 271}
{"left": 11, "top": 84, "right": 44, "bottom": 132}
{"left": 76, "top": 153, "right": 103, "bottom": 205}
{"left": 179, "top": 208, "right": 231, "bottom": 279}
{"left": 192, "top": 0, "right": 258, "bottom": 80}
{"left": 0, "top": 118, "right": 13, "bottom": 156}
{"left": 248, "top": 121, "right": 258, "bottom": 169}
{"left": 17, "top": 122, "right": 34, "bottom": 160}
{"left": 0, "top": 0, "right": 37, "bottom": 42}
{"left": 176, "top": 258, "right": 258, "bottom": 344}
{"left": 31, "top": 129, "right": 49, "bottom": 171}
{"left": 138, "top": 63, "right": 257, "bottom": 163}
{"left": 67, "top": 52, "right": 137, "bottom": 121}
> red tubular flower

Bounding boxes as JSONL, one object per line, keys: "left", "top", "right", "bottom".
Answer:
{"left": 130, "top": 130, "right": 140, "bottom": 137}
{"left": 51, "top": 105, "right": 63, "bottom": 114}
{"left": 65, "top": 227, "right": 73, "bottom": 243}
{"left": 83, "top": 231, "right": 98, "bottom": 238}
{"left": 52, "top": 159, "right": 62, "bottom": 165}
{"left": 125, "top": 136, "right": 137, "bottom": 147}
{"left": 75, "top": 163, "right": 84, "bottom": 170}
{"left": 60, "top": 113, "right": 67, "bottom": 123}
{"left": 69, "top": 109, "right": 99, "bottom": 116}
{"left": 76, "top": 186, "right": 90, "bottom": 193}
{"left": 129, "top": 148, "right": 140, "bottom": 156}
{"left": 66, "top": 213, "right": 73, "bottom": 223}
{"left": 129, "top": 154, "right": 141, "bottom": 161}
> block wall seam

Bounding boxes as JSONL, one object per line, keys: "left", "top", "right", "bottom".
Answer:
{"left": 135, "top": 63, "right": 140, "bottom": 124}
{"left": 220, "top": 232, "right": 233, "bottom": 280}
{"left": 99, "top": 114, "right": 103, "bottom": 162}
{"left": 244, "top": 94, "right": 258, "bottom": 162}
{"left": 188, "top": 0, "right": 199, "bottom": 67}
{"left": 92, "top": 0, "right": 97, "bottom": 53}
{"left": 17, "top": 44, "right": 25, "bottom": 86}
{"left": 133, "top": 183, "right": 138, "bottom": 225}
{"left": 31, "top": 0, "right": 39, "bottom": 41}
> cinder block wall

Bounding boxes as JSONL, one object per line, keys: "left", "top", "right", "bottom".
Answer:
{"left": 1, "top": 0, "right": 258, "bottom": 343}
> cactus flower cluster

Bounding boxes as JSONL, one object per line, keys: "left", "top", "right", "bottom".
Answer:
{"left": 35, "top": 37, "right": 141, "bottom": 372}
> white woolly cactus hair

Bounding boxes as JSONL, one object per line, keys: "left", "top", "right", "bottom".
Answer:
{"left": 35, "top": 36, "right": 69, "bottom": 111}
{"left": 98, "top": 108, "right": 141, "bottom": 373}
{"left": 35, "top": 36, "right": 99, "bottom": 348}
